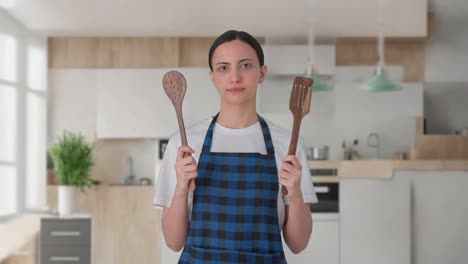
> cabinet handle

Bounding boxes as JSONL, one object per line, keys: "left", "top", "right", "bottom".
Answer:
{"left": 314, "top": 186, "right": 330, "bottom": 193}
{"left": 50, "top": 231, "right": 81, "bottom": 237}
{"left": 50, "top": 256, "right": 80, "bottom": 262}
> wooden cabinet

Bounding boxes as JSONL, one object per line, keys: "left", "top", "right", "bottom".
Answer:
{"left": 340, "top": 176, "right": 411, "bottom": 264}
{"left": 40, "top": 217, "right": 92, "bottom": 264}
{"left": 46, "top": 186, "right": 161, "bottom": 264}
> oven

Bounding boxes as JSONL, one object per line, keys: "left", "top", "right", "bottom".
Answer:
{"left": 309, "top": 168, "right": 339, "bottom": 213}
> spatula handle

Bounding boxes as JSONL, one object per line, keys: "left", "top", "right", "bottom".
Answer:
{"left": 288, "top": 116, "right": 302, "bottom": 156}
{"left": 282, "top": 116, "right": 302, "bottom": 196}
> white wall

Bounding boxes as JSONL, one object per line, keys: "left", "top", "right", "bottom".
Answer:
{"left": 425, "top": 0, "right": 468, "bottom": 82}
{"left": 260, "top": 67, "right": 423, "bottom": 160}
{"left": 423, "top": 0, "right": 468, "bottom": 134}
{"left": 424, "top": 82, "right": 468, "bottom": 134}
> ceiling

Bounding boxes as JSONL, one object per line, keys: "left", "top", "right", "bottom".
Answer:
{"left": 2, "top": 0, "right": 427, "bottom": 38}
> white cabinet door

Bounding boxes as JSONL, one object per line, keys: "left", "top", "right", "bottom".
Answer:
{"left": 96, "top": 68, "right": 217, "bottom": 138}
{"left": 283, "top": 216, "right": 340, "bottom": 264}
{"left": 340, "top": 176, "right": 411, "bottom": 264}
{"left": 48, "top": 70, "right": 98, "bottom": 142}
{"left": 97, "top": 69, "right": 171, "bottom": 138}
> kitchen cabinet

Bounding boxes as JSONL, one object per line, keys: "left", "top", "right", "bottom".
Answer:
{"left": 161, "top": 214, "right": 340, "bottom": 264}
{"left": 40, "top": 216, "right": 92, "bottom": 264}
{"left": 400, "top": 170, "right": 468, "bottom": 264}
{"left": 47, "top": 186, "right": 161, "bottom": 264}
{"left": 340, "top": 176, "right": 411, "bottom": 264}
{"left": 283, "top": 214, "right": 340, "bottom": 264}
{"left": 48, "top": 70, "right": 98, "bottom": 142}
{"left": 96, "top": 68, "right": 218, "bottom": 138}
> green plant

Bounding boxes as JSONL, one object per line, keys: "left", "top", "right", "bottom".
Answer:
{"left": 49, "top": 130, "right": 100, "bottom": 192}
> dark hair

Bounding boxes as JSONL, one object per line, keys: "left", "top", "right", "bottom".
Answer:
{"left": 208, "top": 30, "right": 264, "bottom": 71}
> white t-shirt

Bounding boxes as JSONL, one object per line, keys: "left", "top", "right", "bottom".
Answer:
{"left": 153, "top": 116, "right": 318, "bottom": 229}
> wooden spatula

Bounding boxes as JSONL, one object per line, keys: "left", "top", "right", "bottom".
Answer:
{"left": 283, "top": 77, "right": 314, "bottom": 196}
{"left": 162, "top": 70, "right": 195, "bottom": 192}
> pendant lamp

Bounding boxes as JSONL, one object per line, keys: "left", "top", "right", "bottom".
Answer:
{"left": 361, "top": 0, "right": 401, "bottom": 92}
{"left": 304, "top": 65, "right": 333, "bottom": 92}
{"left": 303, "top": 0, "right": 333, "bottom": 92}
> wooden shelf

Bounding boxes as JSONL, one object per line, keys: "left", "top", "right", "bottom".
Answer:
{"left": 312, "top": 176, "right": 340, "bottom": 183}
{"left": 309, "top": 159, "right": 468, "bottom": 180}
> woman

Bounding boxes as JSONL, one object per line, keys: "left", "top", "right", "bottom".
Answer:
{"left": 153, "top": 30, "right": 317, "bottom": 263}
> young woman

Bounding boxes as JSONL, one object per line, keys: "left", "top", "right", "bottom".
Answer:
{"left": 153, "top": 30, "right": 317, "bottom": 263}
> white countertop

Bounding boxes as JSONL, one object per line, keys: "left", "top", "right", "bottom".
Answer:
{"left": 312, "top": 213, "right": 340, "bottom": 221}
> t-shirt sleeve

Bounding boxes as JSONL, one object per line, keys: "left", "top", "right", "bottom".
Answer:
{"left": 298, "top": 140, "right": 318, "bottom": 204}
{"left": 152, "top": 137, "right": 178, "bottom": 208}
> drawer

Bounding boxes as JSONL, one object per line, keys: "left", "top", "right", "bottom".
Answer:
{"left": 41, "top": 219, "right": 91, "bottom": 246}
{"left": 41, "top": 246, "right": 90, "bottom": 264}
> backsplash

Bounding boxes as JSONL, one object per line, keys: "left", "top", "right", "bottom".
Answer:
{"left": 48, "top": 139, "right": 162, "bottom": 185}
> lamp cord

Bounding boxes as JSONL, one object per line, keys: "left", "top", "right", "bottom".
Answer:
{"left": 378, "top": 0, "right": 385, "bottom": 69}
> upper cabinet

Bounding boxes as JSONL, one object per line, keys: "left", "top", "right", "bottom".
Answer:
{"left": 311, "top": 0, "right": 427, "bottom": 38}
{"left": 96, "top": 68, "right": 218, "bottom": 139}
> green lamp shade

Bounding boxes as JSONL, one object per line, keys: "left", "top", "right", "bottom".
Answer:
{"left": 361, "top": 73, "right": 401, "bottom": 92}
{"left": 304, "top": 73, "right": 333, "bottom": 92}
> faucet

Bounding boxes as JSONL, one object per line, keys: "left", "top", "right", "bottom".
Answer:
{"left": 367, "top": 133, "right": 380, "bottom": 159}
{"left": 124, "top": 156, "right": 136, "bottom": 184}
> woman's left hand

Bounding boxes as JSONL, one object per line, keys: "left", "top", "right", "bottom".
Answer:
{"left": 279, "top": 155, "right": 303, "bottom": 199}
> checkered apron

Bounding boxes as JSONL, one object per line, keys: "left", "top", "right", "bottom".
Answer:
{"left": 178, "top": 113, "right": 287, "bottom": 264}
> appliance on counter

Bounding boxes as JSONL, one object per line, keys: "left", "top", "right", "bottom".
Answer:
{"left": 342, "top": 139, "right": 360, "bottom": 160}
{"left": 367, "top": 132, "right": 380, "bottom": 159}
{"left": 310, "top": 182, "right": 339, "bottom": 213}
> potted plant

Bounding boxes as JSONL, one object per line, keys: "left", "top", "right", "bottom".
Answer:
{"left": 49, "top": 130, "right": 100, "bottom": 216}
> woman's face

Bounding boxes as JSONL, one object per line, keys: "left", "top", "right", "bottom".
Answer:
{"left": 209, "top": 39, "right": 267, "bottom": 106}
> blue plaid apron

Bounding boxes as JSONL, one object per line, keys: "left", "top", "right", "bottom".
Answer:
{"left": 178, "top": 113, "right": 287, "bottom": 264}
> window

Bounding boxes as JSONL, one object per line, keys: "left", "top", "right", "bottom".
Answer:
{"left": 0, "top": 33, "right": 16, "bottom": 82}
{"left": 0, "top": 33, "right": 18, "bottom": 219}
{"left": 0, "top": 17, "right": 47, "bottom": 220}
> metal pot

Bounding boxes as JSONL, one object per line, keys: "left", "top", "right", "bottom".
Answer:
{"left": 461, "top": 127, "right": 468, "bottom": 136}
{"left": 307, "top": 146, "right": 329, "bottom": 160}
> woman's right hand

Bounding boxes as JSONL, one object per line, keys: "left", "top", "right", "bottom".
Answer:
{"left": 174, "top": 146, "right": 198, "bottom": 193}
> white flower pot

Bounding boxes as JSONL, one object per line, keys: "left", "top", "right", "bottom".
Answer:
{"left": 58, "top": 185, "right": 75, "bottom": 216}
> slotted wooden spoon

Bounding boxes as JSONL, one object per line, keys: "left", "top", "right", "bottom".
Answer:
{"left": 162, "top": 70, "right": 195, "bottom": 192}
{"left": 283, "top": 77, "right": 314, "bottom": 196}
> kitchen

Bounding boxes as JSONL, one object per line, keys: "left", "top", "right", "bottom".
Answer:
{"left": 1, "top": 0, "right": 468, "bottom": 264}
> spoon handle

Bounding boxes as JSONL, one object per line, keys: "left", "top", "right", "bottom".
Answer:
{"left": 175, "top": 103, "right": 195, "bottom": 191}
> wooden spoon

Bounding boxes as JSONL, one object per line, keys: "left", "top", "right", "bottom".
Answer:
{"left": 283, "top": 77, "right": 314, "bottom": 195}
{"left": 162, "top": 70, "right": 195, "bottom": 192}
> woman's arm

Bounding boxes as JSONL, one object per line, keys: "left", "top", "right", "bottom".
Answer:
{"left": 279, "top": 155, "right": 313, "bottom": 254}
{"left": 282, "top": 196, "right": 313, "bottom": 254}
{"left": 162, "top": 190, "right": 190, "bottom": 251}
{"left": 161, "top": 146, "right": 198, "bottom": 252}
